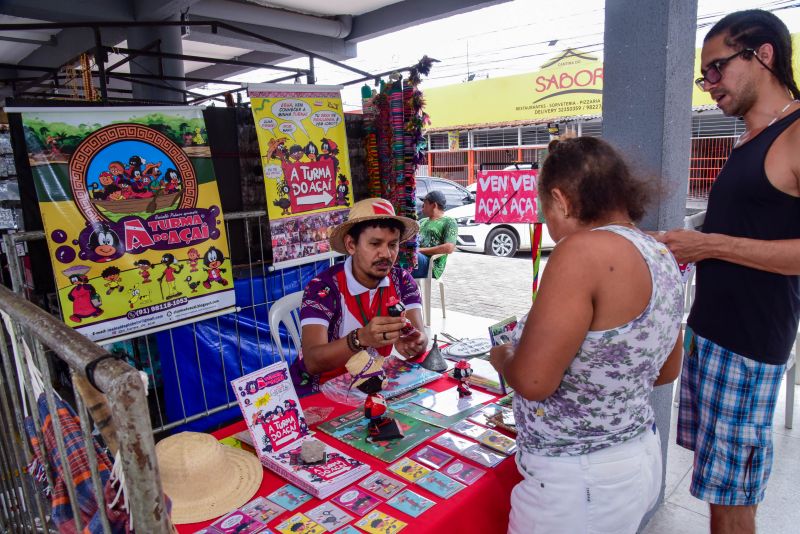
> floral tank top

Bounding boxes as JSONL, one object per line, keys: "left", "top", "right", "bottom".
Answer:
{"left": 513, "top": 225, "right": 683, "bottom": 456}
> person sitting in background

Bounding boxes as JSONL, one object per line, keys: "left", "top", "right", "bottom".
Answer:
{"left": 489, "top": 137, "right": 684, "bottom": 534}
{"left": 411, "top": 190, "right": 458, "bottom": 279}
{"left": 291, "top": 198, "right": 428, "bottom": 396}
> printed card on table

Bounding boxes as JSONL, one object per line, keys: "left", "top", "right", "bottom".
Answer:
{"left": 267, "top": 484, "right": 313, "bottom": 511}
{"left": 358, "top": 472, "right": 407, "bottom": 498}
{"left": 415, "top": 471, "right": 466, "bottom": 499}
{"left": 478, "top": 428, "right": 517, "bottom": 455}
{"left": 409, "top": 445, "right": 453, "bottom": 470}
{"left": 388, "top": 457, "right": 431, "bottom": 483}
{"left": 275, "top": 513, "right": 325, "bottom": 534}
{"left": 331, "top": 488, "right": 380, "bottom": 516}
{"left": 305, "top": 502, "right": 353, "bottom": 531}
{"left": 209, "top": 510, "right": 267, "bottom": 534}
{"left": 240, "top": 496, "right": 286, "bottom": 523}
{"left": 355, "top": 510, "right": 407, "bottom": 534}
{"left": 467, "top": 403, "right": 508, "bottom": 427}
{"left": 386, "top": 489, "right": 435, "bottom": 518}
{"left": 462, "top": 444, "right": 506, "bottom": 468}
{"left": 334, "top": 526, "right": 361, "bottom": 534}
{"left": 449, "top": 419, "right": 486, "bottom": 440}
{"left": 412, "top": 387, "right": 494, "bottom": 417}
{"left": 432, "top": 431, "right": 476, "bottom": 455}
{"left": 443, "top": 461, "right": 486, "bottom": 485}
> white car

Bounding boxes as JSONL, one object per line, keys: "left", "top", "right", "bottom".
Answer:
{"left": 445, "top": 202, "right": 556, "bottom": 257}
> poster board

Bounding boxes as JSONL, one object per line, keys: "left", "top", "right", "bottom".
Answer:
{"left": 474, "top": 169, "right": 539, "bottom": 224}
{"left": 248, "top": 84, "right": 354, "bottom": 268}
{"left": 13, "top": 106, "right": 235, "bottom": 343}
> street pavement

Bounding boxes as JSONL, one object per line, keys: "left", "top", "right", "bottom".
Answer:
{"left": 429, "top": 250, "right": 547, "bottom": 322}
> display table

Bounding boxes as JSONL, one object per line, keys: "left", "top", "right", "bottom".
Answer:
{"left": 175, "top": 375, "right": 521, "bottom": 533}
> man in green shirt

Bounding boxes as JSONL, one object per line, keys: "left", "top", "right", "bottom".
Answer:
{"left": 411, "top": 190, "right": 458, "bottom": 279}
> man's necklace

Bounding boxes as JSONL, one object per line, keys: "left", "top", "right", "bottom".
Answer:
{"left": 735, "top": 100, "right": 799, "bottom": 148}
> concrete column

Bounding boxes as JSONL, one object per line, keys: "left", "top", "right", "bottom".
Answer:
{"left": 126, "top": 15, "right": 186, "bottom": 103}
{"left": 601, "top": 0, "right": 698, "bottom": 525}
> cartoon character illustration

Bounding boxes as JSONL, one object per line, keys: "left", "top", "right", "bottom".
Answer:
{"left": 202, "top": 246, "right": 228, "bottom": 289}
{"left": 184, "top": 275, "right": 200, "bottom": 293}
{"left": 274, "top": 178, "right": 291, "bottom": 215}
{"left": 336, "top": 174, "right": 349, "bottom": 206}
{"left": 453, "top": 360, "right": 473, "bottom": 397}
{"left": 91, "top": 171, "right": 120, "bottom": 200}
{"left": 63, "top": 265, "right": 102, "bottom": 323}
{"left": 266, "top": 137, "right": 289, "bottom": 162}
{"left": 88, "top": 223, "right": 121, "bottom": 262}
{"left": 159, "top": 253, "right": 183, "bottom": 299}
{"left": 192, "top": 127, "right": 205, "bottom": 145}
{"left": 101, "top": 266, "right": 124, "bottom": 295}
{"left": 187, "top": 248, "right": 200, "bottom": 272}
{"left": 288, "top": 144, "right": 305, "bottom": 163}
{"left": 127, "top": 155, "right": 144, "bottom": 177}
{"left": 107, "top": 161, "right": 127, "bottom": 183}
{"left": 134, "top": 259, "right": 153, "bottom": 284}
{"left": 319, "top": 137, "right": 340, "bottom": 172}
{"left": 163, "top": 168, "right": 181, "bottom": 193}
{"left": 128, "top": 285, "right": 151, "bottom": 308}
{"left": 303, "top": 141, "right": 319, "bottom": 161}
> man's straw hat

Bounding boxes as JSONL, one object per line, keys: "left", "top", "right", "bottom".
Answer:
{"left": 156, "top": 432, "right": 263, "bottom": 524}
{"left": 329, "top": 198, "right": 418, "bottom": 254}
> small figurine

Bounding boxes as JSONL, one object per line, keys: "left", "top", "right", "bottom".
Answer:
{"left": 386, "top": 296, "right": 416, "bottom": 337}
{"left": 346, "top": 351, "right": 403, "bottom": 441}
{"left": 453, "top": 360, "right": 473, "bottom": 397}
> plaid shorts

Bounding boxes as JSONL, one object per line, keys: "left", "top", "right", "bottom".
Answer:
{"left": 677, "top": 328, "right": 785, "bottom": 505}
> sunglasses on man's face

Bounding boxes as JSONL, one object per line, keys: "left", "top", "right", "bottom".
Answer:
{"left": 695, "top": 48, "right": 756, "bottom": 91}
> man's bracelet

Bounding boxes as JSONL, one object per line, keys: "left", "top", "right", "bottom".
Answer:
{"left": 346, "top": 329, "right": 363, "bottom": 353}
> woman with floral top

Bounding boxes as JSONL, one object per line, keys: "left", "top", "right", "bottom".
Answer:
{"left": 490, "top": 137, "right": 683, "bottom": 534}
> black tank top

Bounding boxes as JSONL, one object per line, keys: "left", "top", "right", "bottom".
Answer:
{"left": 688, "top": 108, "right": 800, "bottom": 365}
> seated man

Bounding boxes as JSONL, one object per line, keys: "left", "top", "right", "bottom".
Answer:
{"left": 289, "top": 198, "right": 429, "bottom": 396}
{"left": 411, "top": 190, "right": 458, "bottom": 279}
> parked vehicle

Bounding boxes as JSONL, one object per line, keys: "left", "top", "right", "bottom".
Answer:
{"left": 448, "top": 164, "right": 554, "bottom": 257}
{"left": 415, "top": 176, "right": 474, "bottom": 217}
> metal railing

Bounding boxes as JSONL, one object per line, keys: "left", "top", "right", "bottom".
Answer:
{"left": 0, "top": 283, "right": 170, "bottom": 533}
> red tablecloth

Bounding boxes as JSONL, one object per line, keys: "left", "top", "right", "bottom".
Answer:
{"left": 176, "top": 376, "right": 521, "bottom": 533}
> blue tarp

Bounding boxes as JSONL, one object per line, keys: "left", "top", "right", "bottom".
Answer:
{"left": 156, "top": 261, "right": 329, "bottom": 432}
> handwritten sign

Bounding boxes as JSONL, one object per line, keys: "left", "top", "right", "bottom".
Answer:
{"left": 474, "top": 169, "right": 539, "bottom": 224}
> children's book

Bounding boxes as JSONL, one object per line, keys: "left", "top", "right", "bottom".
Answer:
{"left": 358, "top": 472, "right": 407, "bottom": 499}
{"left": 317, "top": 408, "right": 438, "bottom": 463}
{"left": 442, "top": 461, "right": 486, "bottom": 485}
{"left": 320, "top": 356, "right": 441, "bottom": 405}
{"left": 411, "top": 387, "right": 494, "bottom": 417}
{"left": 275, "top": 513, "right": 325, "bottom": 534}
{"left": 331, "top": 488, "right": 381, "bottom": 516}
{"left": 266, "top": 484, "right": 312, "bottom": 511}
{"left": 232, "top": 362, "right": 371, "bottom": 499}
{"left": 305, "top": 502, "right": 354, "bottom": 531}
{"left": 415, "top": 471, "right": 466, "bottom": 499}
{"left": 388, "top": 457, "right": 431, "bottom": 483}
{"left": 354, "top": 510, "right": 407, "bottom": 534}
{"left": 334, "top": 527, "right": 361, "bottom": 534}
{"left": 409, "top": 445, "right": 453, "bottom": 470}
{"left": 386, "top": 489, "right": 435, "bottom": 518}
{"left": 240, "top": 496, "right": 286, "bottom": 523}
{"left": 208, "top": 510, "right": 266, "bottom": 534}
{"left": 388, "top": 388, "right": 482, "bottom": 428}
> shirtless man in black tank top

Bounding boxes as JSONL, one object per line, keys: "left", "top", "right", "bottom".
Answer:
{"left": 658, "top": 10, "right": 800, "bottom": 534}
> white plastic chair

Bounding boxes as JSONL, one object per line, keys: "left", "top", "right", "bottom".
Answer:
{"left": 785, "top": 335, "right": 797, "bottom": 429}
{"left": 415, "top": 253, "right": 448, "bottom": 327}
{"left": 268, "top": 290, "right": 303, "bottom": 363}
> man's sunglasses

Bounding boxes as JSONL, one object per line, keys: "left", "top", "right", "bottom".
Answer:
{"left": 695, "top": 48, "right": 756, "bottom": 91}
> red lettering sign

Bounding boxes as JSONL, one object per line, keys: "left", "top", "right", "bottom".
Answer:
{"left": 474, "top": 170, "right": 539, "bottom": 224}
{"left": 306, "top": 457, "right": 352, "bottom": 481}
{"left": 283, "top": 159, "right": 336, "bottom": 213}
{"left": 265, "top": 412, "right": 300, "bottom": 451}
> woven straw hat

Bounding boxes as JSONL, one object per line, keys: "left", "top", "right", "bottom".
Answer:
{"left": 329, "top": 198, "right": 418, "bottom": 254}
{"left": 156, "top": 432, "right": 263, "bottom": 524}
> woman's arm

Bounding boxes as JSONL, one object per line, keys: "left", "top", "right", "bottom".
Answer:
{"left": 490, "top": 234, "right": 596, "bottom": 401}
{"left": 653, "top": 329, "right": 683, "bottom": 386}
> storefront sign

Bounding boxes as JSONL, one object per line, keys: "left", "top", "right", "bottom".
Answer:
{"left": 249, "top": 84, "right": 353, "bottom": 269}
{"left": 13, "top": 107, "right": 235, "bottom": 343}
{"left": 474, "top": 169, "right": 539, "bottom": 224}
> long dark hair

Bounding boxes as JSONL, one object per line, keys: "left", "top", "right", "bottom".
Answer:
{"left": 540, "top": 137, "right": 650, "bottom": 223}
{"left": 706, "top": 9, "right": 800, "bottom": 99}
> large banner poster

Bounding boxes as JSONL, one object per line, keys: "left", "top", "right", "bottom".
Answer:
{"left": 474, "top": 169, "right": 539, "bottom": 224}
{"left": 15, "top": 107, "right": 235, "bottom": 343}
{"left": 248, "top": 84, "right": 353, "bottom": 269}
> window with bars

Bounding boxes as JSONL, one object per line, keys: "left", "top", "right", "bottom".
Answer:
{"left": 581, "top": 120, "right": 603, "bottom": 137}
{"left": 521, "top": 125, "right": 550, "bottom": 145}
{"left": 472, "top": 128, "right": 519, "bottom": 147}
{"left": 691, "top": 113, "right": 745, "bottom": 137}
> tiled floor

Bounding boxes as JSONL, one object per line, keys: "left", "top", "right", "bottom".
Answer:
{"left": 643, "top": 373, "right": 799, "bottom": 534}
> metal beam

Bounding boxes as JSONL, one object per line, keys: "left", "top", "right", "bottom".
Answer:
{"left": 0, "top": 0, "right": 132, "bottom": 22}
{"left": 348, "top": 0, "right": 511, "bottom": 42}
{"left": 132, "top": 0, "right": 201, "bottom": 21}
{"left": 182, "top": 50, "right": 291, "bottom": 87}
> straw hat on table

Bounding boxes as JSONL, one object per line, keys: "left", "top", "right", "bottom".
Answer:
{"left": 156, "top": 431, "right": 263, "bottom": 524}
{"left": 328, "top": 198, "right": 419, "bottom": 254}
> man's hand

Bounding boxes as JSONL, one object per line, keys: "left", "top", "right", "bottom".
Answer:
{"left": 489, "top": 343, "right": 514, "bottom": 373}
{"left": 394, "top": 328, "right": 428, "bottom": 359}
{"left": 359, "top": 316, "right": 407, "bottom": 348}
{"left": 654, "top": 229, "right": 713, "bottom": 264}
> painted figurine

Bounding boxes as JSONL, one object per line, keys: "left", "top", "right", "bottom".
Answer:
{"left": 387, "top": 296, "right": 417, "bottom": 337}
{"left": 345, "top": 351, "right": 403, "bottom": 441}
{"left": 453, "top": 359, "right": 473, "bottom": 397}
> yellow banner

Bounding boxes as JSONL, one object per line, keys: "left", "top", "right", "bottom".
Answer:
{"left": 426, "top": 39, "right": 800, "bottom": 130}
{"left": 249, "top": 84, "right": 353, "bottom": 268}
{"left": 16, "top": 107, "right": 235, "bottom": 343}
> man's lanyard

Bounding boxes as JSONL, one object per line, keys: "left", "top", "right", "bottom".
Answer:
{"left": 336, "top": 270, "right": 398, "bottom": 328}
{"left": 354, "top": 287, "right": 384, "bottom": 325}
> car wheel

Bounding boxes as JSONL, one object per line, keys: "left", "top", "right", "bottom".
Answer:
{"left": 486, "top": 228, "right": 518, "bottom": 257}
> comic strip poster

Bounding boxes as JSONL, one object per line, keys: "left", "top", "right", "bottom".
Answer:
{"left": 248, "top": 84, "right": 353, "bottom": 269}
{"left": 14, "top": 107, "right": 235, "bottom": 343}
